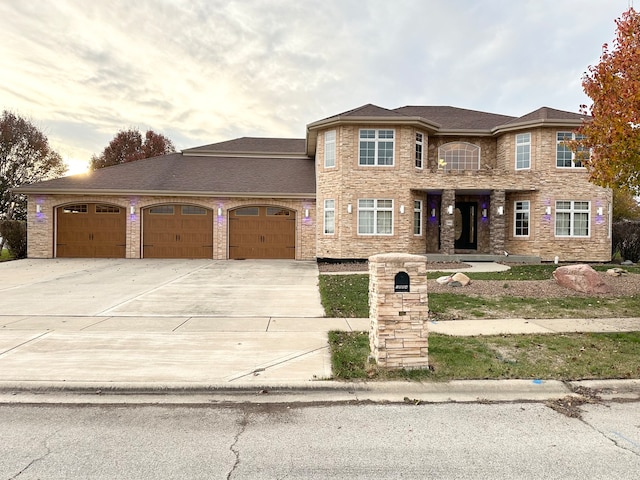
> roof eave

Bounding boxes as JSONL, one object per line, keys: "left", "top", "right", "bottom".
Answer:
{"left": 306, "top": 116, "right": 442, "bottom": 155}
{"left": 16, "top": 187, "right": 316, "bottom": 199}
{"left": 492, "top": 118, "right": 586, "bottom": 135}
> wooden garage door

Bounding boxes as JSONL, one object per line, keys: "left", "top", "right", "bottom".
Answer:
{"left": 143, "top": 205, "right": 213, "bottom": 258}
{"left": 229, "top": 206, "right": 295, "bottom": 259}
{"left": 56, "top": 203, "right": 126, "bottom": 258}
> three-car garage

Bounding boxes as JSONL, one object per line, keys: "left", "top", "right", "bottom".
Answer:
{"left": 54, "top": 203, "right": 296, "bottom": 259}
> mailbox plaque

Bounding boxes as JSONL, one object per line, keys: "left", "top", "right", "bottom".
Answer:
{"left": 394, "top": 272, "right": 410, "bottom": 293}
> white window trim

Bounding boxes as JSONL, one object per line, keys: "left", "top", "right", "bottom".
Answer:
{"left": 358, "top": 129, "right": 395, "bottom": 167}
{"left": 323, "top": 199, "right": 335, "bottom": 235}
{"left": 515, "top": 133, "right": 531, "bottom": 170}
{"left": 554, "top": 200, "right": 591, "bottom": 238}
{"left": 357, "top": 199, "right": 394, "bottom": 235}
{"left": 513, "top": 200, "right": 530, "bottom": 237}
{"left": 324, "top": 130, "right": 336, "bottom": 168}
{"left": 414, "top": 200, "right": 423, "bottom": 236}
{"left": 415, "top": 132, "right": 424, "bottom": 169}
{"left": 556, "top": 132, "right": 588, "bottom": 169}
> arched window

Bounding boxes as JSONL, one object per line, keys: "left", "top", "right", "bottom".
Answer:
{"left": 437, "top": 142, "right": 480, "bottom": 172}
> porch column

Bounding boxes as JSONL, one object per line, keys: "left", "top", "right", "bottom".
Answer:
{"left": 490, "top": 190, "right": 506, "bottom": 255}
{"left": 440, "top": 189, "right": 455, "bottom": 255}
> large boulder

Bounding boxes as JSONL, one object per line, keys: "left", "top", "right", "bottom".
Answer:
{"left": 553, "top": 264, "right": 611, "bottom": 294}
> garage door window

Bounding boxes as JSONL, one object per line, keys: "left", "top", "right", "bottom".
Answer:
{"left": 95, "top": 205, "right": 121, "bottom": 214}
{"left": 235, "top": 207, "right": 259, "bottom": 216}
{"left": 267, "top": 207, "right": 291, "bottom": 216}
{"left": 63, "top": 204, "right": 88, "bottom": 214}
{"left": 182, "top": 205, "right": 207, "bottom": 215}
{"left": 149, "top": 206, "right": 175, "bottom": 215}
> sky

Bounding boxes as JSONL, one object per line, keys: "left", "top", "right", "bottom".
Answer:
{"left": 0, "top": 0, "right": 634, "bottom": 175}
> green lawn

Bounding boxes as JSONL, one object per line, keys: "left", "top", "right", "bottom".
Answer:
{"left": 329, "top": 330, "right": 640, "bottom": 381}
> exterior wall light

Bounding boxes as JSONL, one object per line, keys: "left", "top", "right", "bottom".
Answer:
{"left": 482, "top": 208, "right": 487, "bottom": 218}
{"left": 447, "top": 205, "right": 454, "bottom": 215}
{"left": 399, "top": 205, "right": 405, "bottom": 214}
{"left": 431, "top": 208, "right": 436, "bottom": 217}
{"left": 347, "top": 204, "right": 352, "bottom": 214}
{"left": 217, "top": 207, "right": 223, "bottom": 216}
{"left": 597, "top": 207, "right": 603, "bottom": 216}
{"left": 497, "top": 206, "right": 504, "bottom": 215}
{"left": 304, "top": 208, "right": 310, "bottom": 218}
{"left": 36, "top": 204, "right": 42, "bottom": 214}
{"left": 545, "top": 206, "right": 552, "bottom": 215}
{"left": 130, "top": 206, "right": 135, "bottom": 215}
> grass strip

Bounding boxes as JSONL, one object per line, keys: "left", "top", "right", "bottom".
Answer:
{"left": 329, "top": 331, "right": 640, "bottom": 381}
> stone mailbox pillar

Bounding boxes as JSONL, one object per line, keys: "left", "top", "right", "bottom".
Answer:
{"left": 369, "top": 253, "right": 429, "bottom": 369}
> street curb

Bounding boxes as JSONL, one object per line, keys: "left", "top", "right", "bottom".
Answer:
{"left": 0, "top": 379, "right": 584, "bottom": 405}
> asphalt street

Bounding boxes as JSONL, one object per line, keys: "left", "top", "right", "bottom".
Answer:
{"left": 1, "top": 401, "right": 639, "bottom": 479}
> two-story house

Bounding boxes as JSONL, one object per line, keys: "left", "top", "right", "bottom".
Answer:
{"left": 17, "top": 104, "right": 612, "bottom": 262}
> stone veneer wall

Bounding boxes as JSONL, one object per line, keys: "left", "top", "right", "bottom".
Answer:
{"left": 26, "top": 194, "right": 315, "bottom": 260}
{"left": 315, "top": 124, "right": 612, "bottom": 262}
{"left": 369, "top": 253, "right": 429, "bottom": 369}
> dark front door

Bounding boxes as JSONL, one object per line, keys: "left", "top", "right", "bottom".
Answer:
{"left": 454, "top": 202, "right": 478, "bottom": 250}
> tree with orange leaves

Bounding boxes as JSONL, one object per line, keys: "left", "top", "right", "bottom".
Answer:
{"left": 574, "top": 7, "right": 640, "bottom": 195}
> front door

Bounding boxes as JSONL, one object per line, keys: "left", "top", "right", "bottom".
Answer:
{"left": 454, "top": 202, "right": 478, "bottom": 250}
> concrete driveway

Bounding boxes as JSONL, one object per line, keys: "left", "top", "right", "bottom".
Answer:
{"left": 0, "top": 259, "right": 345, "bottom": 385}
{"left": 0, "top": 258, "right": 325, "bottom": 317}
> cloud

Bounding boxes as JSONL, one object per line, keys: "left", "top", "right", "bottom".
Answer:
{"left": 0, "top": 0, "right": 630, "bottom": 169}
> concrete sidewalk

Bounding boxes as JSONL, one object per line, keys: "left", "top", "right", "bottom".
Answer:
{"left": 1, "top": 315, "right": 639, "bottom": 400}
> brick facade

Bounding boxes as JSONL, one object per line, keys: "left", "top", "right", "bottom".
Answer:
{"left": 23, "top": 106, "right": 612, "bottom": 263}
{"left": 314, "top": 124, "right": 612, "bottom": 262}
{"left": 27, "top": 194, "right": 315, "bottom": 260}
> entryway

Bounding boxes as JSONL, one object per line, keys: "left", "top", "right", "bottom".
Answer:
{"left": 454, "top": 201, "right": 478, "bottom": 250}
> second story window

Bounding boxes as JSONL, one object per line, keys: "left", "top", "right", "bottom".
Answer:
{"left": 324, "top": 130, "right": 336, "bottom": 168}
{"left": 437, "top": 142, "right": 480, "bottom": 172}
{"left": 415, "top": 132, "right": 424, "bottom": 169}
{"left": 515, "top": 133, "right": 531, "bottom": 170}
{"left": 359, "top": 129, "right": 394, "bottom": 166}
{"left": 557, "top": 132, "right": 589, "bottom": 168}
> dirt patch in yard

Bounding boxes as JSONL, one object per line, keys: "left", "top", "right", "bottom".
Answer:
{"left": 426, "top": 274, "right": 640, "bottom": 298}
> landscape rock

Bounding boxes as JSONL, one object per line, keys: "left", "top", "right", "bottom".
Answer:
{"left": 606, "top": 268, "right": 627, "bottom": 277}
{"left": 448, "top": 281, "right": 463, "bottom": 287}
{"left": 435, "top": 275, "right": 453, "bottom": 285}
{"left": 553, "top": 264, "right": 611, "bottom": 294}
{"left": 621, "top": 260, "right": 635, "bottom": 266}
{"left": 451, "top": 272, "right": 471, "bottom": 286}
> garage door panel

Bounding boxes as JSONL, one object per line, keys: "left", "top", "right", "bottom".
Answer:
{"left": 56, "top": 204, "right": 126, "bottom": 258}
{"left": 229, "top": 207, "right": 296, "bottom": 259}
{"left": 143, "top": 205, "right": 213, "bottom": 259}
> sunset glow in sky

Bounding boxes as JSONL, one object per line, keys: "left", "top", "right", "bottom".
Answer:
{"left": 0, "top": 0, "right": 631, "bottom": 176}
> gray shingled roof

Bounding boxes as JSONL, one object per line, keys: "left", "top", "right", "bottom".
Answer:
{"left": 183, "top": 137, "right": 306, "bottom": 156}
{"left": 503, "top": 106, "right": 587, "bottom": 125}
{"left": 393, "top": 106, "right": 516, "bottom": 130}
{"left": 17, "top": 152, "right": 316, "bottom": 196}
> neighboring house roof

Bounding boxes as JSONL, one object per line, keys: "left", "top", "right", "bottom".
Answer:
{"left": 183, "top": 137, "right": 307, "bottom": 158}
{"left": 16, "top": 152, "right": 316, "bottom": 197}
